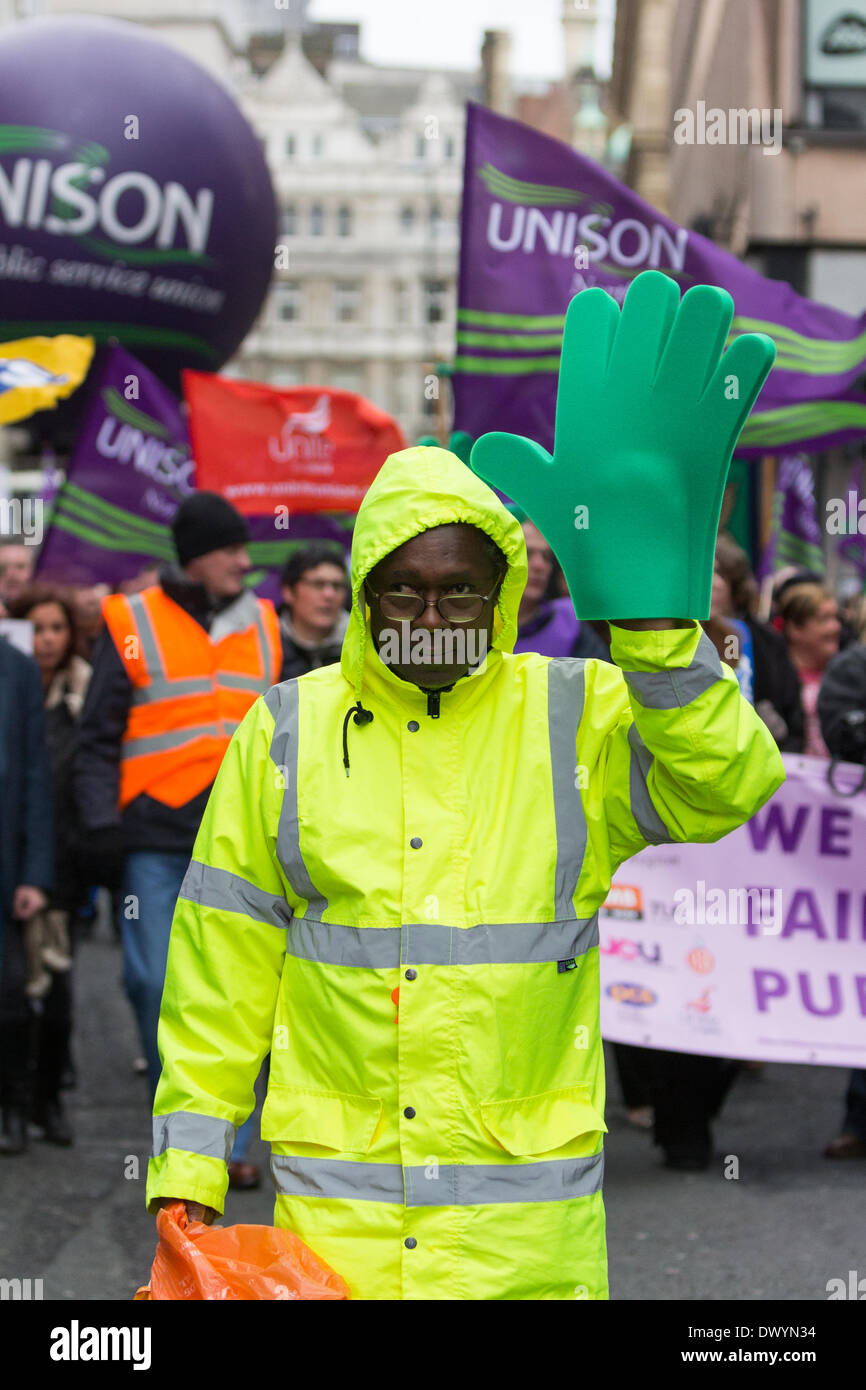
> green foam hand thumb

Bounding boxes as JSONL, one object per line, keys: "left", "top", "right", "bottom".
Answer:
{"left": 469, "top": 270, "right": 776, "bottom": 620}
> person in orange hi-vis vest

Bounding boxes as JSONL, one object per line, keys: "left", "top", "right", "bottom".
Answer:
{"left": 74, "top": 495, "right": 283, "bottom": 1155}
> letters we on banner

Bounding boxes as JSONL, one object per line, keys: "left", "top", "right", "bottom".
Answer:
{"left": 599, "top": 755, "right": 866, "bottom": 1066}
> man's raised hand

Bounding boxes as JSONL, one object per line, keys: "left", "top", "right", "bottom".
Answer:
{"left": 469, "top": 270, "right": 775, "bottom": 620}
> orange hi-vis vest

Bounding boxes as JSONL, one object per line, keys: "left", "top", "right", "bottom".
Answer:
{"left": 103, "top": 585, "right": 282, "bottom": 810}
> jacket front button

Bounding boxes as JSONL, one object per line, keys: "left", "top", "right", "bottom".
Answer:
{"left": 404, "top": 968, "right": 417, "bottom": 980}
{"left": 410, "top": 836, "right": 422, "bottom": 849}
{"left": 407, "top": 720, "right": 419, "bottom": 732}
{"left": 403, "top": 1106, "right": 416, "bottom": 1118}
{"left": 404, "top": 1237, "right": 417, "bottom": 1249}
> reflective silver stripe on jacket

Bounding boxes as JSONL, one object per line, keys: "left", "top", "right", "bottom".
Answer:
{"left": 128, "top": 592, "right": 163, "bottom": 677}
{"left": 284, "top": 915, "right": 598, "bottom": 968}
{"left": 179, "top": 863, "right": 599, "bottom": 966}
{"left": 121, "top": 724, "right": 224, "bottom": 759}
{"left": 178, "top": 860, "right": 293, "bottom": 931}
{"left": 271, "top": 1150, "right": 604, "bottom": 1206}
{"left": 547, "top": 659, "right": 588, "bottom": 918}
{"left": 131, "top": 675, "right": 214, "bottom": 704}
{"left": 620, "top": 630, "right": 724, "bottom": 710}
{"left": 152, "top": 1112, "right": 236, "bottom": 1164}
{"left": 627, "top": 724, "right": 673, "bottom": 844}
{"left": 265, "top": 681, "right": 329, "bottom": 920}
{"left": 127, "top": 590, "right": 272, "bottom": 704}
{"left": 218, "top": 671, "right": 267, "bottom": 692}
{"left": 249, "top": 597, "right": 272, "bottom": 680}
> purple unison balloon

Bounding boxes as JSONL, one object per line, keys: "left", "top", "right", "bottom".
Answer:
{"left": 0, "top": 15, "right": 276, "bottom": 388}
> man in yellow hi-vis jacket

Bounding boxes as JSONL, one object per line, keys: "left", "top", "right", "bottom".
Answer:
{"left": 146, "top": 274, "right": 785, "bottom": 1299}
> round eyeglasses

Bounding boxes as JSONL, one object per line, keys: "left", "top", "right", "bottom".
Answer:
{"left": 365, "top": 582, "right": 499, "bottom": 624}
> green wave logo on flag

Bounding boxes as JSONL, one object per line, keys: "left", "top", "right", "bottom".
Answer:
{"left": 456, "top": 103, "right": 866, "bottom": 457}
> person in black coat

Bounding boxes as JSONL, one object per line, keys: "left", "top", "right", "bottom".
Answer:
{"left": 0, "top": 635, "right": 54, "bottom": 1154}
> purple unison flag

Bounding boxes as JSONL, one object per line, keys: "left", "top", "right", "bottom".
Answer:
{"left": 454, "top": 103, "right": 866, "bottom": 457}
{"left": 758, "top": 455, "right": 825, "bottom": 580}
{"left": 36, "top": 345, "right": 352, "bottom": 591}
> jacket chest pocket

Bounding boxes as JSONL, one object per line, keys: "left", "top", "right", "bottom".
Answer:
{"left": 479, "top": 1084, "right": 607, "bottom": 1160}
{"left": 261, "top": 1082, "right": 383, "bottom": 1155}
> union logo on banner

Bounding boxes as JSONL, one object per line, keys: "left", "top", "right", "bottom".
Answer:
{"left": 600, "top": 884, "right": 643, "bottom": 920}
{"left": 183, "top": 374, "right": 406, "bottom": 515}
{"left": 687, "top": 946, "right": 716, "bottom": 974}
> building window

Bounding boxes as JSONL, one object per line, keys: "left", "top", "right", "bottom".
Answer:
{"left": 400, "top": 204, "right": 415, "bottom": 234}
{"left": 445, "top": 135, "right": 456, "bottom": 160}
{"left": 337, "top": 204, "right": 353, "bottom": 237}
{"left": 280, "top": 202, "right": 297, "bottom": 237}
{"left": 285, "top": 134, "right": 296, "bottom": 158}
{"left": 310, "top": 204, "right": 324, "bottom": 236}
{"left": 334, "top": 280, "right": 361, "bottom": 323}
{"left": 312, "top": 133, "right": 324, "bottom": 157}
{"left": 334, "top": 32, "right": 357, "bottom": 58}
{"left": 423, "top": 278, "right": 449, "bottom": 324}
{"left": 272, "top": 367, "right": 303, "bottom": 388}
{"left": 393, "top": 280, "right": 410, "bottom": 325}
{"left": 393, "top": 369, "right": 410, "bottom": 420}
{"left": 276, "top": 281, "right": 302, "bottom": 322}
{"left": 330, "top": 364, "right": 364, "bottom": 393}
{"left": 429, "top": 203, "right": 442, "bottom": 237}
{"left": 415, "top": 134, "right": 426, "bottom": 159}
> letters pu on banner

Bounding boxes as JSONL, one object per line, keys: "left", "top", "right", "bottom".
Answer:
{"left": 599, "top": 755, "right": 866, "bottom": 1066}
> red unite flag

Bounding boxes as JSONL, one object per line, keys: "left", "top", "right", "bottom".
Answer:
{"left": 182, "top": 373, "right": 407, "bottom": 515}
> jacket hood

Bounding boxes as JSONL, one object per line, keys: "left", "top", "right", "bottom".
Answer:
{"left": 340, "top": 445, "right": 528, "bottom": 700}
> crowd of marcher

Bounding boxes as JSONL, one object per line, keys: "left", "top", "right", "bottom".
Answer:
{"left": 1, "top": 496, "right": 864, "bottom": 1187}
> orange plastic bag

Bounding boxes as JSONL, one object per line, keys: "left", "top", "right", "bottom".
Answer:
{"left": 135, "top": 1201, "right": 350, "bottom": 1300}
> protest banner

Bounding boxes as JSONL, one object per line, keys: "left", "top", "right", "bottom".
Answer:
{"left": 758, "top": 454, "right": 825, "bottom": 579}
{"left": 600, "top": 755, "right": 866, "bottom": 1066}
{"left": 0, "top": 334, "right": 93, "bottom": 424}
{"left": 183, "top": 374, "right": 406, "bottom": 515}
{"left": 455, "top": 102, "right": 866, "bottom": 457}
{"left": 36, "top": 346, "right": 351, "bottom": 591}
{"left": 0, "top": 17, "right": 275, "bottom": 388}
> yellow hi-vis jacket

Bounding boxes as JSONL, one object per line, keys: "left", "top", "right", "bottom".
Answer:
{"left": 146, "top": 446, "right": 785, "bottom": 1300}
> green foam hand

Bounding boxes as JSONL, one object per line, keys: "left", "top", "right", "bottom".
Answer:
{"left": 417, "top": 430, "right": 474, "bottom": 466}
{"left": 468, "top": 270, "right": 776, "bottom": 619}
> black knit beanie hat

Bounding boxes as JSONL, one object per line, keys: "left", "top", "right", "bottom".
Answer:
{"left": 170, "top": 492, "right": 251, "bottom": 566}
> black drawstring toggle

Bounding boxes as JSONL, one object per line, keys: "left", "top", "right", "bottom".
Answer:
{"left": 342, "top": 701, "right": 374, "bottom": 776}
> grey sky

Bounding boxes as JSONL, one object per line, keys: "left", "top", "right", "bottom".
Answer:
{"left": 308, "top": 0, "right": 614, "bottom": 81}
